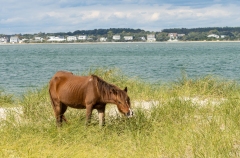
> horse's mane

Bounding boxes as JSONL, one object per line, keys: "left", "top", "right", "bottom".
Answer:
{"left": 91, "top": 75, "right": 125, "bottom": 100}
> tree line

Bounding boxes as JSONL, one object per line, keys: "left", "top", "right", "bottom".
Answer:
{"left": 160, "top": 27, "right": 240, "bottom": 41}
{"left": 2, "top": 27, "right": 240, "bottom": 42}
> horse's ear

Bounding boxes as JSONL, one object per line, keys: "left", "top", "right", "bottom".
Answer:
{"left": 124, "top": 87, "right": 128, "bottom": 93}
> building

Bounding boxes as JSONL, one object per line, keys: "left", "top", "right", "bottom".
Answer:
{"left": 124, "top": 36, "right": 133, "bottom": 41}
{"left": 78, "top": 35, "right": 87, "bottom": 40}
{"left": 113, "top": 35, "right": 121, "bottom": 40}
{"left": 47, "top": 36, "right": 65, "bottom": 42}
{"left": 0, "top": 37, "right": 8, "bottom": 43}
{"left": 168, "top": 33, "right": 178, "bottom": 40}
{"left": 10, "top": 36, "right": 19, "bottom": 43}
{"left": 19, "top": 39, "right": 28, "bottom": 43}
{"left": 147, "top": 34, "right": 156, "bottom": 42}
{"left": 87, "top": 37, "right": 93, "bottom": 41}
{"left": 34, "top": 37, "right": 43, "bottom": 42}
{"left": 67, "top": 36, "right": 77, "bottom": 41}
{"left": 220, "top": 35, "right": 226, "bottom": 38}
{"left": 99, "top": 37, "right": 107, "bottom": 42}
{"left": 178, "top": 34, "right": 185, "bottom": 37}
{"left": 207, "top": 34, "right": 219, "bottom": 38}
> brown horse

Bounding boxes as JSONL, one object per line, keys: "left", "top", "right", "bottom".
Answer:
{"left": 49, "top": 71, "right": 133, "bottom": 126}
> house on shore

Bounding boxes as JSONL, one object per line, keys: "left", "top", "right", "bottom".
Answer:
{"left": 147, "top": 34, "right": 156, "bottom": 42}
{"left": 10, "top": 36, "right": 19, "bottom": 43}
{"left": 47, "top": 36, "right": 65, "bottom": 42}
{"left": 168, "top": 33, "right": 178, "bottom": 40}
{"left": 207, "top": 34, "right": 219, "bottom": 38}
{"left": 124, "top": 36, "right": 133, "bottom": 41}
{"left": 0, "top": 37, "right": 8, "bottom": 43}
{"left": 113, "top": 35, "right": 121, "bottom": 40}
{"left": 19, "top": 39, "right": 28, "bottom": 43}
{"left": 178, "top": 34, "right": 185, "bottom": 37}
{"left": 34, "top": 37, "right": 43, "bottom": 42}
{"left": 99, "top": 37, "right": 107, "bottom": 42}
{"left": 78, "top": 35, "right": 87, "bottom": 40}
{"left": 220, "top": 35, "right": 226, "bottom": 38}
{"left": 67, "top": 36, "right": 77, "bottom": 41}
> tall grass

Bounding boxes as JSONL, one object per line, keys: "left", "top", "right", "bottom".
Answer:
{"left": 1, "top": 68, "right": 240, "bottom": 157}
{"left": 0, "top": 89, "right": 14, "bottom": 107}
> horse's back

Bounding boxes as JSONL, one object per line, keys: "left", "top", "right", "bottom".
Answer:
{"left": 51, "top": 71, "right": 73, "bottom": 80}
{"left": 49, "top": 71, "right": 72, "bottom": 90}
{"left": 49, "top": 71, "right": 92, "bottom": 96}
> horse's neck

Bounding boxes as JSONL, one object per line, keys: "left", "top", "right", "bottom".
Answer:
{"left": 101, "top": 93, "right": 117, "bottom": 104}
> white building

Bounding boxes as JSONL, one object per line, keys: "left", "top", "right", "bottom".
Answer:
{"left": 19, "top": 39, "right": 28, "bottom": 43}
{"left": 99, "top": 37, "right": 107, "bottom": 42}
{"left": 67, "top": 36, "right": 77, "bottom": 41}
{"left": 124, "top": 36, "right": 133, "bottom": 41}
{"left": 78, "top": 35, "right": 87, "bottom": 40}
{"left": 35, "top": 37, "right": 43, "bottom": 42}
{"left": 47, "top": 36, "right": 65, "bottom": 42}
{"left": 47, "top": 36, "right": 55, "bottom": 40}
{"left": 10, "top": 36, "right": 19, "bottom": 43}
{"left": 113, "top": 35, "right": 121, "bottom": 40}
{"left": 178, "top": 34, "right": 185, "bottom": 37}
{"left": 220, "top": 35, "right": 226, "bottom": 38}
{"left": 147, "top": 34, "right": 156, "bottom": 42}
{"left": 207, "top": 34, "right": 219, "bottom": 38}
{"left": 168, "top": 33, "right": 178, "bottom": 40}
{"left": 0, "top": 37, "right": 8, "bottom": 43}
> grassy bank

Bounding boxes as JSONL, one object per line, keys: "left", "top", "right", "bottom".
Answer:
{"left": 1, "top": 69, "right": 240, "bottom": 157}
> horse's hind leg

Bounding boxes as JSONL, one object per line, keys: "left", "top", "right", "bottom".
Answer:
{"left": 60, "top": 103, "right": 68, "bottom": 123}
{"left": 51, "top": 99, "right": 68, "bottom": 127}
{"left": 51, "top": 99, "right": 62, "bottom": 127}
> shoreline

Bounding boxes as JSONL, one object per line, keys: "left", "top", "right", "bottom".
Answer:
{"left": 1, "top": 40, "right": 240, "bottom": 45}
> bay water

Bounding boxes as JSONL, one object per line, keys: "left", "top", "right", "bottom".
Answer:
{"left": 1, "top": 42, "right": 240, "bottom": 95}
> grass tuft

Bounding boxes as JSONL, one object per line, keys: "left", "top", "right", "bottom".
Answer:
{"left": 0, "top": 89, "right": 14, "bottom": 107}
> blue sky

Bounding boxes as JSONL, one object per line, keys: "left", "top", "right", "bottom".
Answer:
{"left": 1, "top": 0, "right": 240, "bottom": 34}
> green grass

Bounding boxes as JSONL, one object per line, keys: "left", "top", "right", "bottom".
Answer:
{"left": 1, "top": 68, "right": 240, "bottom": 157}
{"left": 0, "top": 89, "right": 14, "bottom": 107}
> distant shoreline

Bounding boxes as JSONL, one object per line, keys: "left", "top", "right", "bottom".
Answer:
{"left": 1, "top": 40, "right": 240, "bottom": 45}
{"left": 0, "top": 41, "right": 240, "bottom": 45}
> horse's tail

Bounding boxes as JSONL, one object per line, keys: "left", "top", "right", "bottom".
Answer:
{"left": 49, "top": 86, "right": 56, "bottom": 111}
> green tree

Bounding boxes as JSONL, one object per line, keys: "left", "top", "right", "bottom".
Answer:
{"left": 209, "top": 29, "right": 219, "bottom": 35}
{"left": 156, "top": 32, "right": 169, "bottom": 41}
{"left": 107, "top": 31, "right": 113, "bottom": 41}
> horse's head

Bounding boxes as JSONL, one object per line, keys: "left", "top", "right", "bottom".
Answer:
{"left": 115, "top": 87, "right": 133, "bottom": 117}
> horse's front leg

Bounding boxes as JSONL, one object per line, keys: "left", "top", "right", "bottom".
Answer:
{"left": 86, "top": 105, "right": 93, "bottom": 125}
{"left": 97, "top": 105, "right": 106, "bottom": 126}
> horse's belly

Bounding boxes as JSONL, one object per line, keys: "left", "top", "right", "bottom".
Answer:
{"left": 67, "top": 104, "right": 86, "bottom": 109}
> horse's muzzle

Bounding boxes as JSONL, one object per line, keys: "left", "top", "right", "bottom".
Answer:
{"left": 126, "top": 109, "right": 133, "bottom": 118}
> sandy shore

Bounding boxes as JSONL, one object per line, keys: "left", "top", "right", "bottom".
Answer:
{"left": 0, "top": 97, "right": 226, "bottom": 123}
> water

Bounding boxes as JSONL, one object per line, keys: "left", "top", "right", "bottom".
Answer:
{"left": 1, "top": 42, "right": 240, "bottom": 95}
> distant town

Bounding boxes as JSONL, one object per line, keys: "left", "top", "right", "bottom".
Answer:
{"left": 0, "top": 27, "right": 240, "bottom": 44}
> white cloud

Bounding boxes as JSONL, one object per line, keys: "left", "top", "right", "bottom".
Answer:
{"left": 114, "top": 12, "right": 125, "bottom": 19}
{"left": 150, "top": 13, "right": 160, "bottom": 21}
{"left": 0, "top": 1, "right": 240, "bottom": 34}
{"left": 82, "top": 11, "right": 100, "bottom": 20}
